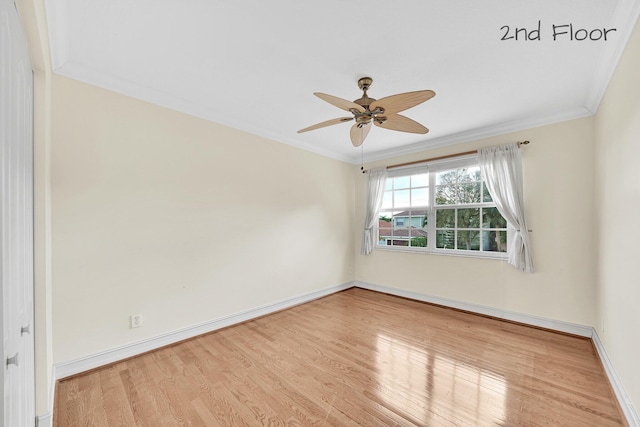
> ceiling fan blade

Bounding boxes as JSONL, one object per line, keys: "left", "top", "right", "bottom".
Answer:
{"left": 350, "top": 122, "right": 371, "bottom": 147}
{"left": 315, "top": 93, "right": 365, "bottom": 113}
{"left": 370, "top": 90, "right": 435, "bottom": 114}
{"left": 298, "top": 117, "right": 353, "bottom": 133}
{"left": 374, "top": 113, "right": 429, "bottom": 134}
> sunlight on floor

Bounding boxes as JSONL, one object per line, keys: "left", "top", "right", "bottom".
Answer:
{"left": 375, "top": 333, "right": 507, "bottom": 425}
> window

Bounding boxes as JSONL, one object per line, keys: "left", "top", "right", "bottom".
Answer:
{"left": 379, "top": 172, "right": 429, "bottom": 248}
{"left": 377, "top": 156, "right": 508, "bottom": 257}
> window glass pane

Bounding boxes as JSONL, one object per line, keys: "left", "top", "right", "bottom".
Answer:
{"left": 408, "top": 227, "right": 422, "bottom": 238}
{"left": 436, "top": 230, "right": 455, "bottom": 249}
{"left": 435, "top": 185, "right": 458, "bottom": 205}
{"left": 394, "top": 176, "right": 410, "bottom": 190}
{"left": 457, "top": 182, "right": 481, "bottom": 203}
{"left": 394, "top": 189, "right": 410, "bottom": 208}
{"left": 409, "top": 227, "right": 428, "bottom": 247}
{"left": 407, "top": 213, "right": 426, "bottom": 228}
{"left": 381, "top": 191, "right": 393, "bottom": 209}
{"left": 378, "top": 218, "right": 393, "bottom": 246}
{"left": 482, "top": 183, "right": 493, "bottom": 202}
{"left": 420, "top": 211, "right": 429, "bottom": 228}
{"left": 384, "top": 179, "right": 393, "bottom": 191}
{"left": 394, "top": 215, "right": 408, "bottom": 228}
{"left": 436, "top": 209, "right": 455, "bottom": 228}
{"left": 436, "top": 169, "right": 457, "bottom": 185}
{"left": 378, "top": 214, "right": 393, "bottom": 224}
{"left": 482, "top": 230, "right": 507, "bottom": 252}
{"left": 459, "top": 167, "right": 480, "bottom": 183}
{"left": 457, "top": 208, "right": 480, "bottom": 228}
{"left": 482, "top": 207, "right": 507, "bottom": 229}
{"left": 411, "top": 188, "right": 429, "bottom": 207}
{"left": 457, "top": 231, "right": 480, "bottom": 251}
{"left": 410, "top": 234, "right": 428, "bottom": 247}
{"left": 412, "top": 173, "right": 429, "bottom": 187}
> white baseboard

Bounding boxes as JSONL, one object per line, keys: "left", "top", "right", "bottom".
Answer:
{"left": 355, "top": 281, "right": 593, "bottom": 336}
{"left": 36, "top": 366, "right": 56, "bottom": 427}
{"left": 50, "top": 280, "right": 638, "bottom": 427}
{"left": 355, "top": 281, "right": 639, "bottom": 426}
{"left": 54, "top": 282, "right": 354, "bottom": 379}
{"left": 36, "top": 411, "right": 52, "bottom": 427}
{"left": 592, "top": 330, "right": 640, "bottom": 427}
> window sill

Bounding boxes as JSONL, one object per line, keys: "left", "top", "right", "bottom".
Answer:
{"left": 374, "top": 245, "right": 508, "bottom": 260}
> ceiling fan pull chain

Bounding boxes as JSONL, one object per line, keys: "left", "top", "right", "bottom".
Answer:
{"left": 361, "top": 144, "right": 365, "bottom": 173}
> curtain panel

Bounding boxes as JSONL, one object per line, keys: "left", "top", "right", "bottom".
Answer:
{"left": 361, "top": 167, "right": 388, "bottom": 255}
{"left": 478, "top": 143, "right": 534, "bottom": 272}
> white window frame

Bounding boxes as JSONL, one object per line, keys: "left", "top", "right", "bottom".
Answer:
{"left": 377, "top": 155, "right": 509, "bottom": 259}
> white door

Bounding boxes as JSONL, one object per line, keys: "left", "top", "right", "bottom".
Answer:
{"left": 0, "top": 0, "right": 35, "bottom": 425}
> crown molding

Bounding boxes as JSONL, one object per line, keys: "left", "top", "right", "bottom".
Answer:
{"left": 43, "top": 0, "right": 68, "bottom": 69}
{"left": 44, "top": 0, "right": 639, "bottom": 166}
{"left": 53, "top": 59, "right": 597, "bottom": 167}
{"left": 52, "top": 61, "right": 357, "bottom": 165}
{"left": 584, "top": 0, "right": 640, "bottom": 112}
{"left": 356, "top": 106, "right": 593, "bottom": 164}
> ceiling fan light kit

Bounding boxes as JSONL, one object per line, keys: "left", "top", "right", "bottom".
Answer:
{"left": 298, "top": 77, "right": 435, "bottom": 147}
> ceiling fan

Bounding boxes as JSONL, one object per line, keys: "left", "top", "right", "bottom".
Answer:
{"left": 298, "top": 77, "right": 435, "bottom": 147}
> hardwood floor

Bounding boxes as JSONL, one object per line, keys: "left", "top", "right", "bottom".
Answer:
{"left": 54, "top": 288, "right": 626, "bottom": 426}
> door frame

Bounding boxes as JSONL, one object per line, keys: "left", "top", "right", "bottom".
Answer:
{"left": 1, "top": 0, "right": 36, "bottom": 424}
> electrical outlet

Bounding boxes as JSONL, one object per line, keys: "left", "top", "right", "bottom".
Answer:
{"left": 130, "top": 314, "right": 142, "bottom": 329}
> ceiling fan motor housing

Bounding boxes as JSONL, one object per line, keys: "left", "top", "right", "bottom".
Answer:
{"left": 355, "top": 115, "right": 372, "bottom": 126}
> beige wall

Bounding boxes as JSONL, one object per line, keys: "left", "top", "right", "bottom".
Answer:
{"left": 594, "top": 17, "right": 640, "bottom": 413}
{"left": 355, "top": 117, "right": 597, "bottom": 326}
{"left": 50, "top": 76, "right": 355, "bottom": 363}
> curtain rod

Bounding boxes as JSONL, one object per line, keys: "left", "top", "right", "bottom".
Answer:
{"left": 382, "top": 140, "right": 530, "bottom": 171}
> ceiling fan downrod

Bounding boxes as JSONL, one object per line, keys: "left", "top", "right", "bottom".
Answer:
{"left": 354, "top": 77, "right": 375, "bottom": 110}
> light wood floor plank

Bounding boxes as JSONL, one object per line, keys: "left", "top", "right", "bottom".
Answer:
{"left": 54, "top": 288, "right": 627, "bottom": 426}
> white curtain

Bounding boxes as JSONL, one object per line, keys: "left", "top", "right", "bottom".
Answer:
{"left": 361, "top": 167, "right": 388, "bottom": 255}
{"left": 478, "top": 143, "right": 534, "bottom": 272}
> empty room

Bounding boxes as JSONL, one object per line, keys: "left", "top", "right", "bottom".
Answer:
{"left": 2, "top": 0, "right": 640, "bottom": 426}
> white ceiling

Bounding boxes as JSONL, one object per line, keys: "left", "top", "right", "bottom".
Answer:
{"left": 45, "top": 0, "right": 640, "bottom": 164}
